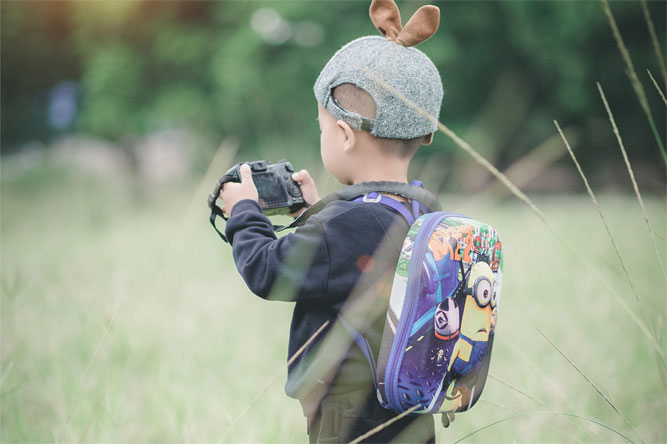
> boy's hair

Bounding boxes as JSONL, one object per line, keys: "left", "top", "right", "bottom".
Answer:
{"left": 332, "top": 83, "right": 423, "bottom": 159}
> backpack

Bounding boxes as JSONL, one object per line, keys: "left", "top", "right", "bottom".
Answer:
{"left": 343, "top": 187, "right": 503, "bottom": 417}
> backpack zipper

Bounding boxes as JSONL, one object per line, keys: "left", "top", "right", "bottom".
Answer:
{"left": 385, "top": 211, "right": 453, "bottom": 412}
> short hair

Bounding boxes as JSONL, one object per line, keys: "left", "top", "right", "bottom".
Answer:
{"left": 332, "top": 83, "right": 423, "bottom": 159}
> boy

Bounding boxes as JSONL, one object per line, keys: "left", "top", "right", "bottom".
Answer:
{"left": 220, "top": 2, "right": 443, "bottom": 442}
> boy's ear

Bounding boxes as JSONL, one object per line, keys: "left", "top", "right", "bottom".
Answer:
{"left": 337, "top": 120, "right": 357, "bottom": 151}
{"left": 422, "top": 133, "right": 434, "bottom": 146}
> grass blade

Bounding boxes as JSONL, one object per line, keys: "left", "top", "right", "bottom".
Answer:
{"left": 597, "top": 82, "right": 667, "bottom": 285}
{"left": 648, "top": 69, "right": 667, "bottom": 106}
{"left": 217, "top": 320, "right": 330, "bottom": 443}
{"left": 537, "top": 328, "right": 645, "bottom": 444}
{"left": 640, "top": 0, "right": 667, "bottom": 83}
{"left": 348, "top": 404, "right": 422, "bottom": 444}
{"left": 487, "top": 374, "right": 547, "bottom": 407}
{"left": 554, "top": 120, "right": 641, "bottom": 303}
{"left": 344, "top": 57, "right": 665, "bottom": 363}
{"left": 0, "top": 360, "right": 13, "bottom": 390}
{"left": 479, "top": 400, "right": 594, "bottom": 442}
{"left": 479, "top": 399, "right": 521, "bottom": 413}
{"left": 600, "top": 0, "right": 667, "bottom": 165}
{"left": 60, "top": 308, "right": 118, "bottom": 443}
{"left": 453, "top": 411, "right": 635, "bottom": 444}
{"left": 438, "top": 118, "right": 664, "bottom": 362}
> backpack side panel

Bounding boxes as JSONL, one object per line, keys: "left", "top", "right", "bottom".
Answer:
{"left": 377, "top": 213, "right": 503, "bottom": 414}
{"left": 376, "top": 216, "right": 425, "bottom": 406}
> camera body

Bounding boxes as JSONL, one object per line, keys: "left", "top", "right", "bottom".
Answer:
{"left": 208, "top": 159, "right": 306, "bottom": 216}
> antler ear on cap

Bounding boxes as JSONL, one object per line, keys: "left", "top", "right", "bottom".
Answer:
{"left": 396, "top": 5, "right": 440, "bottom": 47}
{"left": 369, "top": 0, "right": 440, "bottom": 47}
{"left": 370, "top": 0, "right": 402, "bottom": 41}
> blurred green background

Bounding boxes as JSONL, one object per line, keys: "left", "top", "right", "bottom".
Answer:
{"left": 1, "top": 0, "right": 665, "bottom": 190}
{"left": 1, "top": 1, "right": 666, "bottom": 443}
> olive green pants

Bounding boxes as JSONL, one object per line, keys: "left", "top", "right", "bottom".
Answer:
{"left": 307, "top": 388, "right": 435, "bottom": 444}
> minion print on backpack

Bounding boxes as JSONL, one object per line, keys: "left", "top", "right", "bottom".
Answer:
{"left": 374, "top": 214, "right": 503, "bottom": 415}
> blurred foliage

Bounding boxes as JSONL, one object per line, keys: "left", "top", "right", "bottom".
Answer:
{"left": 1, "top": 1, "right": 665, "bottom": 179}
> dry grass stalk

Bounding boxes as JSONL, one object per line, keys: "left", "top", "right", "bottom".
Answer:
{"left": 648, "top": 69, "right": 667, "bottom": 106}
{"left": 639, "top": 0, "right": 667, "bottom": 83}
{"left": 453, "top": 411, "right": 635, "bottom": 444}
{"left": 286, "top": 320, "right": 331, "bottom": 368}
{"left": 537, "top": 328, "right": 645, "bottom": 444}
{"left": 143, "top": 138, "right": 240, "bottom": 309}
{"left": 597, "top": 82, "right": 667, "bottom": 286}
{"left": 348, "top": 404, "right": 422, "bottom": 444}
{"left": 554, "top": 120, "right": 641, "bottom": 303}
{"left": 217, "top": 320, "right": 331, "bottom": 443}
{"left": 487, "top": 373, "right": 547, "bottom": 407}
{"left": 437, "top": 117, "right": 663, "bottom": 360}
{"left": 479, "top": 399, "right": 521, "bottom": 413}
{"left": 600, "top": 0, "right": 667, "bottom": 165}
{"left": 478, "top": 400, "right": 592, "bottom": 442}
{"left": 61, "top": 308, "right": 119, "bottom": 442}
{"left": 343, "top": 56, "right": 664, "bottom": 362}
{"left": 0, "top": 360, "right": 13, "bottom": 395}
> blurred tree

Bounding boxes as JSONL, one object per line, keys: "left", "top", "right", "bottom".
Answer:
{"left": 1, "top": 1, "right": 80, "bottom": 150}
{"left": 1, "top": 0, "right": 665, "bottom": 186}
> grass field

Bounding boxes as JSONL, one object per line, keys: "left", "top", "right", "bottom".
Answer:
{"left": 1, "top": 156, "right": 665, "bottom": 443}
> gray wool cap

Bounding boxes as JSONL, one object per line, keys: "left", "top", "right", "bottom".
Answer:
{"left": 314, "top": 35, "right": 443, "bottom": 140}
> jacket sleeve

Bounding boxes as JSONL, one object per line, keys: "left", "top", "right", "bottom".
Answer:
{"left": 224, "top": 199, "right": 330, "bottom": 302}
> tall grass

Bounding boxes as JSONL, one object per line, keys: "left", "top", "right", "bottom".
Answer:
{"left": 2, "top": 3, "right": 665, "bottom": 440}
{"left": 600, "top": 0, "right": 667, "bottom": 165}
{"left": 639, "top": 0, "right": 666, "bottom": 83}
{"left": 648, "top": 69, "right": 667, "bottom": 106}
{"left": 597, "top": 82, "right": 667, "bottom": 286}
{"left": 1, "top": 157, "right": 664, "bottom": 442}
{"left": 554, "top": 120, "right": 641, "bottom": 303}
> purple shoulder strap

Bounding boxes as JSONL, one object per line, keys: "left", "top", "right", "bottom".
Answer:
{"left": 353, "top": 180, "right": 430, "bottom": 225}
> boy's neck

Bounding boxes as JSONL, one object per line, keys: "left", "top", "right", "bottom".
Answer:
{"left": 350, "top": 146, "right": 411, "bottom": 185}
{"left": 352, "top": 168, "right": 409, "bottom": 184}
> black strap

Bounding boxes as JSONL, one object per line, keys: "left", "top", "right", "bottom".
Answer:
{"left": 210, "top": 181, "right": 441, "bottom": 243}
{"left": 209, "top": 206, "right": 287, "bottom": 244}
{"left": 276, "top": 181, "right": 441, "bottom": 233}
{"left": 209, "top": 206, "right": 229, "bottom": 243}
{"left": 208, "top": 171, "right": 236, "bottom": 243}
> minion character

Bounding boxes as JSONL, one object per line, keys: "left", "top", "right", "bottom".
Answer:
{"left": 433, "top": 298, "right": 459, "bottom": 340}
{"left": 438, "top": 261, "right": 497, "bottom": 412}
{"left": 447, "top": 261, "right": 497, "bottom": 376}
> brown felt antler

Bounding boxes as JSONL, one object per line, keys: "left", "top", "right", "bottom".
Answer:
{"left": 369, "top": 0, "right": 440, "bottom": 47}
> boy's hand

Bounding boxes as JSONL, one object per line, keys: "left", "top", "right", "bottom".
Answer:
{"left": 291, "top": 169, "right": 320, "bottom": 217}
{"left": 219, "top": 164, "right": 259, "bottom": 217}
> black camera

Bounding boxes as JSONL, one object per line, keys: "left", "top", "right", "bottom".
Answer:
{"left": 208, "top": 159, "right": 306, "bottom": 216}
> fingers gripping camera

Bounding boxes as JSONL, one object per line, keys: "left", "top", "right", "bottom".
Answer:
{"left": 209, "top": 160, "right": 307, "bottom": 217}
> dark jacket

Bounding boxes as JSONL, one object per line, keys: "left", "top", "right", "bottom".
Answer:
{"left": 225, "top": 198, "right": 411, "bottom": 411}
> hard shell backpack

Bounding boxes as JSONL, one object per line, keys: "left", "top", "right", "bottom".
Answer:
{"left": 346, "top": 192, "right": 504, "bottom": 416}
{"left": 375, "top": 212, "right": 503, "bottom": 414}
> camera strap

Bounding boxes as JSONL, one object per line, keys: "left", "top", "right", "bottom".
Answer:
{"left": 209, "top": 206, "right": 230, "bottom": 243}
{"left": 275, "top": 180, "right": 441, "bottom": 233}
{"left": 211, "top": 181, "right": 440, "bottom": 243}
{"left": 208, "top": 170, "right": 238, "bottom": 243}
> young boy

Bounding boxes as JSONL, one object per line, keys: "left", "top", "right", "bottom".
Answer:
{"left": 220, "top": 3, "right": 443, "bottom": 442}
